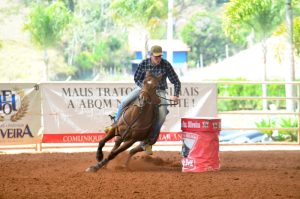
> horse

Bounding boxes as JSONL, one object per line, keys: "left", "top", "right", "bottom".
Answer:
{"left": 86, "top": 71, "right": 163, "bottom": 172}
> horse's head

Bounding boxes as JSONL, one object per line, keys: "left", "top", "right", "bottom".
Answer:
{"left": 139, "top": 71, "right": 162, "bottom": 105}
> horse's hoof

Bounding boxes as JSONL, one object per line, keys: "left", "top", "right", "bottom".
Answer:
{"left": 85, "top": 166, "right": 98, "bottom": 173}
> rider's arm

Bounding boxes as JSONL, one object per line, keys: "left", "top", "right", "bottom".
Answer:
{"left": 167, "top": 63, "right": 181, "bottom": 97}
{"left": 134, "top": 62, "right": 145, "bottom": 88}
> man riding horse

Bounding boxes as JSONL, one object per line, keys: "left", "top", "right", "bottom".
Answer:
{"left": 86, "top": 45, "right": 181, "bottom": 172}
{"left": 109, "top": 45, "right": 181, "bottom": 155}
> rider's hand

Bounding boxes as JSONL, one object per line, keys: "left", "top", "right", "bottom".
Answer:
{"left": 171, "top": 96, "right": 179, "bottom": 105}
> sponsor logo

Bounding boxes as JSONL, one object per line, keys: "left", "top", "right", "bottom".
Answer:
{"left": 182, "top": 158, "right": 194, "bottom": 167}
{"left": 0, "top": 90, "right": 16, "bottom": 114}
{"left": 202, "top": 121, "right": 209, "bottom": 128}
{"left": 182, "top": 133, "right": 197, "bottom": 157}
{"left": 0, "top": 124, "right": 33, "bottom": 138}
{"left": 212, "top": 122, "right": 221, "bottom": 129}
{"left": 0, "top": 89, "right": 29, "bottom": 122}
{"left": 0, "top": 89, "right": 34, "bottom": 139}
{"left": 181, "top": 121, "right": 201, "bottom": 129}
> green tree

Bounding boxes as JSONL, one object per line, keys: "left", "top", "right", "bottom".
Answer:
{"left": 62, "top": 0, "right": 131, "bottom": 80}
{"left": 110, "top": 0, "right": 168, "bottom": 57}
{"left": 73, "top": 34, "right": 130, "bottom": 80}
{"left": 269, "top": 0, "right": 300, "bottom": 111}
{"left": 294, "top": 17, "right": 300, "bottom": 55}
{"left": 63, "top": 0, "right": 112, "bottom": 67}
{"left": 180, "top": 11, "right": 242, "bottom": 67}
{"left": 94, "top": 36, "right": 131, "bottom": 75}
{"left": 24, "top": 1, "right": 72, "bottom": 80}
{"left": 223, "top": 0, "right": 285, "bottom": 110}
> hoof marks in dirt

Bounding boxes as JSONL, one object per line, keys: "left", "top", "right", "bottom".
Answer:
{"left": 141, "top": 155, "right": 167, "bottom": 166}
{"left": 114, "top": 165, "right": 130, "bottom": 171}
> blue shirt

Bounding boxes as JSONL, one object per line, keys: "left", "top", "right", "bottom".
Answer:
{"left": 134, "top": 58, "right": 181, "bottom": 97}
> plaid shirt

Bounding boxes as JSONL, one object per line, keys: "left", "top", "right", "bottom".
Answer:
{"left": 134, "top": 58, "right": 181, "bottom": 97}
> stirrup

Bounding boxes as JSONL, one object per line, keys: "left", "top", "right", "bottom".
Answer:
{"left": 104, "top": 126, "right": 112, "bottom": 132}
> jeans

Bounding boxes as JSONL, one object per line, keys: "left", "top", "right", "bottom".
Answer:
{"left": 115, "top": 87, "right": 169, "bottom": 145}
{"left": 115, "top": 87, "right": 141, "bottom": 121}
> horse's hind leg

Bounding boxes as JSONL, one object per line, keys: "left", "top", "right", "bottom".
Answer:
{"left": 96, "top": 128, "right": 115, "bottom": 162}
{"left": 106, "top": 139, "right": 136, "bottom": 163}
{"left": 123, "top": 144, "right": 143, "bottom": 168}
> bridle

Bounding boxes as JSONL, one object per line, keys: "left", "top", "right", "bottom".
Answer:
{"left": 137, "top": 90, "right": 154, "bottom": 106}
{"left": 156, "top": 95, "right": 179, "bottom": 106}
{"left": 139, "top": 86, "right": 178, "bottom": 106}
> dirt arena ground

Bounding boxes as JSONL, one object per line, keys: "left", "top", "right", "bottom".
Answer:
{"left": 0, "top": 150, "right": 299, "bottom": 199}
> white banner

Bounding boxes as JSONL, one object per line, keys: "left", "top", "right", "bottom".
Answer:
{"left": 41, "top": 82, "right": 217, "bottom": 142}
{"left": 0, "top": 83, "right": 42, "bottom": 145}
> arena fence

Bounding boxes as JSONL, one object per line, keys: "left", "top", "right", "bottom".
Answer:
{"left": 217, "top": 81, "right": 300, "bottom": 145}
{"left": 0, "top": 81, "right": 299, "bottom": 153}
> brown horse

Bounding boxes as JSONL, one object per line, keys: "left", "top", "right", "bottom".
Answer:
{"left": 86, "top": 71, "right": 162, "bottom": 172}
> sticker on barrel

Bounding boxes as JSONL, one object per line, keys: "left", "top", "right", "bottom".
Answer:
{"left": 181, "top": 117, "right": 221, "bottom": 132}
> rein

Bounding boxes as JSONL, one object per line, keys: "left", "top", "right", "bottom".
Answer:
{"left": 157, "top": 95, "right": 178, "bottom": 106}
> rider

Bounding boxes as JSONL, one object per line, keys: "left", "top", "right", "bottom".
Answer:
{"left": 110, "top": 45, "right": 181, "bottom": 155}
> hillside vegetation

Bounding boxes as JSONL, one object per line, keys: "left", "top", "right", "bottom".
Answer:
{"left": 0, "top": 0, "right": 229, "bottom": 82}
{"left": 1, "top": 0, "right": 298, "bottom": 82}
{"left": 0, "top": 1, "right": 72, "bottom": 82}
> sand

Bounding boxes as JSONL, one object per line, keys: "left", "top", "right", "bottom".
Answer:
{"left": 0, "top": 150, "right": 299, "bottom": 199}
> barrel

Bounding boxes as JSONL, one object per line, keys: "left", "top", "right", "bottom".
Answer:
{"left": 181, "top": 117, "right": 221, "bottom": 172}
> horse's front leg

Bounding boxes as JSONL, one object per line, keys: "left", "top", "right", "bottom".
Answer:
{"left": 123, "top": 144, "right": 143, "bottom": 168}
{"left": 87, "top": 139, "right": 135, "bottom": 172}
{"left": 87, "top": 133, "right": 114, "bottom": 173}
{"left": 101, "top": 136, "right": 122, "bottom": 169}
{"left": 96, "top": 127, "right": 116, "bottom": 162}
